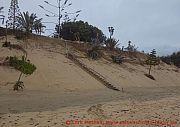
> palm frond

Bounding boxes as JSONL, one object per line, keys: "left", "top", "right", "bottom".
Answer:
{"left": 16, "top": 11, "right": 45, "bottom": 34}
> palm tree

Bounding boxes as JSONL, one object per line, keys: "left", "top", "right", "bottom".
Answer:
{"left": 17, "top": 11, "right": 45, "bottom": 34}
{"left": 34, "top": 22, "right": 46, "bottom": 35}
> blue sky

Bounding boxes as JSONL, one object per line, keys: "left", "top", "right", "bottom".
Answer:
{"left": 1, "top": 0, "right": 180, "bottom": 56}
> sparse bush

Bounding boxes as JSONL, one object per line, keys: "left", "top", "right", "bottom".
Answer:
{"left": 2, "top": 41, "right": 11, "bottom": 47}
{"left": 125, "top": 41, "right": 138, "bottom": 52}
{"left": 111, "top": 55, "right": 123, "bottom": 64}
{"left": 105, "top": 38, "right": 119, "bottom": 50}
{"left": 2, "top": 42, "right": 27, "bottom": 55}
{"left": 87, "top": 45, "right": 102, "bottom": 60}
{"left": 15, "top": 31, "right": 27, "bottom": 40}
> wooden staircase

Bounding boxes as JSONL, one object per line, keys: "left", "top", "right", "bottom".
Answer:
{"left": 67, "top": 53, "right": 120, "bottom": 91}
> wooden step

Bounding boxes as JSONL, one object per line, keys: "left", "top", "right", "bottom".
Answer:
{"left": 67, "top": 53, "right": 120, "bottom": 92}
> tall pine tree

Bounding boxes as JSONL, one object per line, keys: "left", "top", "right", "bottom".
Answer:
{"left": 7, "top": 0, "right": 20, "bottom": 30}
{"left": 0, "top": 7, "right": 5, "bottom": 25}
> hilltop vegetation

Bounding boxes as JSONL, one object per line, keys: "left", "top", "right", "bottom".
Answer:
{"left": 56, "top": 21, "right": 106, "bottom": 43}
{"left": 161, "top": 51, "right": 180, "bottom": 68}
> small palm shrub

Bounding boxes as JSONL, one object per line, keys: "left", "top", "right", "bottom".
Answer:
{"left": 7, "top": 56, "right": 36, "bottom": 75}
{"left": 5, "top": 56, "right": 36, "bottom": 90}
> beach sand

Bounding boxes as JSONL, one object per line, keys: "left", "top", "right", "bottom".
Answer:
{"left": 0, "top": 35, "right": 180, "bottom": 127}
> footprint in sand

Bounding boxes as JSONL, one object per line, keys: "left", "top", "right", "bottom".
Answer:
{"left": 87, "top": 104, "right": 107, "bottom": 120}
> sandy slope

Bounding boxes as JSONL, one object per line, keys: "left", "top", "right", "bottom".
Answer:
{"left": 0, "top": 36, "right": 104, "bottom": 92}
{"left": 0, "top": 35, "right": 180, "bottom": 127}
{"left": 78, "top": 58, "right": 180, "bottom": 89}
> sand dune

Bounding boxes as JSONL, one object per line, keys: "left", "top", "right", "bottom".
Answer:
{"left": 78, "top": 56, "right": 180, "bottom": 89}
{"left": 0, "top": 35, "right": 180, "bottom": 127}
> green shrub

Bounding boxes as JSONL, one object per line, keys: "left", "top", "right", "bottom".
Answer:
{"left": 6, "top": 56, "right": 36, "bottom": 75}
{"left": 57, "top": 21, "right": 106, "bottom": 43}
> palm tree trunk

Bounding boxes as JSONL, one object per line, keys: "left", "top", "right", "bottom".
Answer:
{"left": 16, "top": 52, "right": 27, "bottom": 88}
{"left": 17, "top": 72, "right": 23, "bottom": 82}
